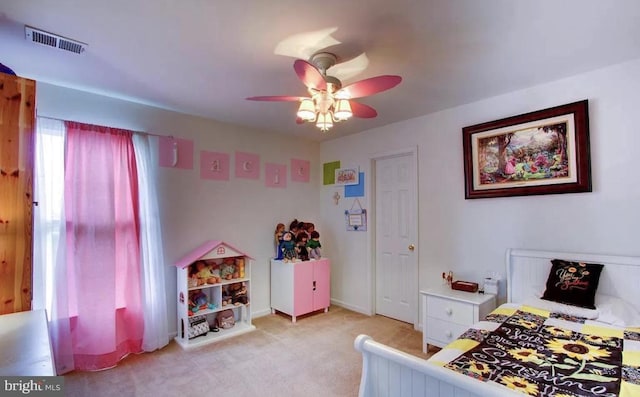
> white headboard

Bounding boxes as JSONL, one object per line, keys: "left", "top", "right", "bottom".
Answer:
{"left": 506, "top": 249, "right": 640, "bottom": 308}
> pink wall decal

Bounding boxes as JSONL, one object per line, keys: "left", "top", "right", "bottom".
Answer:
{"left": 290, "top": 158, "right": 310, "bottom": 183}
{"left": 235, "top": 151, "right": 260, "bottom": 179}
{"left": 159, "top": 136, "right": 194, "bottom": 169}
{"left": 265, "top": 163, "right": 287, "bottom": 188}
{"left": 200, "top": 151, "right": 230, "bottom": 181}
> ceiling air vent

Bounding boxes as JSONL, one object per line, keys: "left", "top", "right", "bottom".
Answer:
{"left": 25, "top": 25, "right": 87, "bottom": 54}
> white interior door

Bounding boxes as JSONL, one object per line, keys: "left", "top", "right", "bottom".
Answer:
{"left": 374, "top": 151, "right": 418, "bottom": 324}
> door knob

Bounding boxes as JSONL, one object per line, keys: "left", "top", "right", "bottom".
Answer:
{"left": 408, "top": 244, "right": 415, "bottom": 251}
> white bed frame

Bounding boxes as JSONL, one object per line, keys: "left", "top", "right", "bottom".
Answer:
{"left": 354, "top": 248, "right": 640, "bottom": 397}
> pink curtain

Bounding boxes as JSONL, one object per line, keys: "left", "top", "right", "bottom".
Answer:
{"left": 64, "top": 121, "right": 143, "bottom": 371}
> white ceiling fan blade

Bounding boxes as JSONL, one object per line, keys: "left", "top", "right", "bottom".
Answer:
{"left": 329, "top": 53, "right": 370, "bottom": 82}
{"left": 274, "top": 27, "right": 340, "bottom": 60}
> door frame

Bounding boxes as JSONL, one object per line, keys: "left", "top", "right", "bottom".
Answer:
{"left": 368, "top": 146, "right": 419, "bottom": 329}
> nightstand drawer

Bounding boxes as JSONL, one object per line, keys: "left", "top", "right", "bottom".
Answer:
{"left": 426, "top": 295, "right": 474, "bottom": 325}
{"left": 425, "top": 317, "right": 468, "bottom": 346}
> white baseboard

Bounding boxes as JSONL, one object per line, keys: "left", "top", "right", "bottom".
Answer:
{"left": 331, "top": 299, "right": 422, "bottom": 332}
{"left": 251, "top": 308, "right": 272, "bottom": 318}
{"left": 330, "top": 298, "right": 372, "bottom": 316}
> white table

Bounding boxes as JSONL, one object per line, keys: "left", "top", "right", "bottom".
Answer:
{"left": 0, "top": 309, "right": 55, "bottom": 375}
{"left": 421, "top": 285, "right": 496, "bottom": 352}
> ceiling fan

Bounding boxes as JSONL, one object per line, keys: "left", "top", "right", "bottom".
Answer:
{"left": 246, "top": 52, "right": 402, "bottom": 132}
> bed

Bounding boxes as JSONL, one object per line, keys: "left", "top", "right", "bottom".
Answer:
{"left": 354, "top": 248, "right": 640, "bottom": 397}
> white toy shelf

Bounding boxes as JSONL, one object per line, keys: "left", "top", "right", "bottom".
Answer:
{"left": 174, "top": 240, "right": 255, "bottom": 349}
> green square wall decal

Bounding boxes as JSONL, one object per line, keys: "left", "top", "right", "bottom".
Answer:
{"left": 323, "top": 161, "right": 340, "bottom": 185}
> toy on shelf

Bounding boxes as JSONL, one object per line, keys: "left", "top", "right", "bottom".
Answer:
{"left": 280, "top": 231, "right": 297, "bottom": 262}
{"left": 235, "top": 258, "right": 245, "bottom": 278}
{"left": 189, "top": 289, "right": 216, "bottom": 315}
{"left": 230, "top": 282, "right": 248, "bottom": 305}
{"left": 220, "top": 257, "right": 236, "bottom": 280}
{"left": 272, "top": 219, "right": 323, "bottom": 261}
{"left": 302, "top": 222, "right": 315, "bottom": 239}
{"left": 221, "top": 286, "right": 232, "bottom": 307}
{"left": 274, "top": 223, "right": 285, "bottom": 259}
{"left": 210, "top": 263, "right": 222, "bottom": 282}
{"left": 194, "top": 260, "right": 221, "bottom": 285}
{"left": 295, "top": 233, "right": 309, "bottom": 261}
{"left": 307, "top": 231, "right": 322, "bottom": 259}
{"left": 289, "top": 219, "right": 301, "bottom": 236}
{"left": 216, "top": 309, "right": 236, "bottom": 329}
{"left": 174, "top": 240, "right": 256, "bottom": 348}
{"left": 188, "top": 271, "right": 200, "bottom": 288}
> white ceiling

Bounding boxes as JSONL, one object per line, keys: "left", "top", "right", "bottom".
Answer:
{"left": 2, "top": 0, "right": 640, "bottom": 141}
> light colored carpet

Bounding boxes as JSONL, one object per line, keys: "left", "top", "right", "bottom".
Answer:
{"left": 63, "top": 306, "right": 428, "bottom": 397}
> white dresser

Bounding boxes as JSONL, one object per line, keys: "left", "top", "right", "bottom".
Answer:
{"left": 421, "top": 285, "right": 496, "bottom": 352}
{"left": 0, "top": 309, "right": 55, "bottom": 375}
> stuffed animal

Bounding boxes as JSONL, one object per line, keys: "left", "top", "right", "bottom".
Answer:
{"left": 307, "top": 231, "right": 322, "bottom": 259}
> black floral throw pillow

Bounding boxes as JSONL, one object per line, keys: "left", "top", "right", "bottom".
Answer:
{"left": 541, "top": 259, "right": 604, "bottom": 309}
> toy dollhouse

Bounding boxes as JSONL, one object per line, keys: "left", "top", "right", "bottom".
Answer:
{"left": 174, "top": 240, "right": 255, "bottom": 348}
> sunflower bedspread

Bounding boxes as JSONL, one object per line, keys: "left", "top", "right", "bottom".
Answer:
{"left": 428, "top": 303, "right": 640, "bottom": 397}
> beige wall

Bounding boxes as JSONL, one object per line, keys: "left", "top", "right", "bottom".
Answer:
{"left": 36, "top": 82, "right": 321, "bottom": 334}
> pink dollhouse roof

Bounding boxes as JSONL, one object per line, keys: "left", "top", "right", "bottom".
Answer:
{"left": 173, "top": 240, "right": 254, "bottom": 269}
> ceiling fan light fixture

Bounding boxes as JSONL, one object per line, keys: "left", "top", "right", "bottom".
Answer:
{"left": 247, "top": 53, "right": 402, "bottom": 133}
{"left": 297, "top": 98, "right": 316, "bottom": 121}
{"left": 316, "top": 112, "right": 333, "bottom": 131}
{"left": 334, "top": 99, "right": 353, "bottom": 120}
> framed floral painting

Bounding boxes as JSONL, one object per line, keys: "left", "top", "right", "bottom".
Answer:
{"left": 463, "top": 100, "right": 592, "bottom": 199}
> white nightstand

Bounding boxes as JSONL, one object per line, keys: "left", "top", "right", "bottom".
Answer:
{"left": 421, "top": 285, "right": 496, "bottom": 353}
